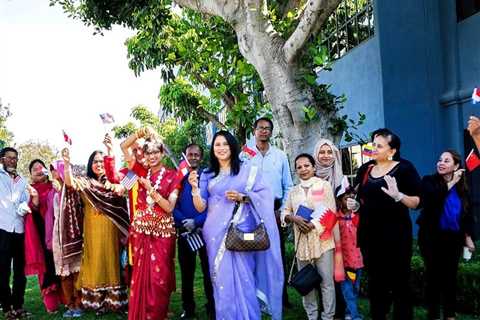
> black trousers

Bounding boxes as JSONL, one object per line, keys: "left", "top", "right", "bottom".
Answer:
{"left": 362, "top": 241, "right": 413, "bottom": 320}
{"left": 178, "top": 234, "right": 214, "bottom": 315}
{"left": 419, "top": 231, "right": 463, "bottom": 320}
{"left": 0, "top": 229, "right": 26, "bottom": 313}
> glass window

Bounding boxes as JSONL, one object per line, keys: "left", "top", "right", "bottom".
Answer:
{"left": 321, "top": 0, "right": 374, "bottom": 59}
{"left": 321, "top": 0, "right": 375, "bottom": 60}
{"left": 341, "top": 143, "right": 371, "bottom": 185}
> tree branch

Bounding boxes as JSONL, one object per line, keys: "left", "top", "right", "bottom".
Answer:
{"left": 194, "top": 105, "right": 228, "bottom": 130}
{"left": 174, "top": 0, "right": 241, "bottom": 23}
{"left": 190, "top": 72, "right": 236, "bottom": 109}
{"left": 283, "top": 0, "right": 341, "bottom": 63}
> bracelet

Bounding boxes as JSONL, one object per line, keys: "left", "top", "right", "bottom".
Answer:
{"left": 191, "top": 189, "right": 200, "bottom": 197}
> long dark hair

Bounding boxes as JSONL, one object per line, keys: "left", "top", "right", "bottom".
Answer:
{"left": 207, "top": 131, "right": 241, "bottom": 177}
{"left": 436, "top": 149, "right": 469, "bottom": 212}
{"left": 371, "top": 128, "right": 401, "bottom": 161}
{"left": 86, "top": 150, "right": 103, "bottom": 180}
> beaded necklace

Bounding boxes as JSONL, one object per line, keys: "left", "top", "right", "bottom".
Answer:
{"left": 146, "top": 166, "right": 166, "bottom": 207}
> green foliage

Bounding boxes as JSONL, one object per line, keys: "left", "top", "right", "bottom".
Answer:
{"left": 0, "top": 98, "right": 13, "bottom": 145}
{"left": 51, "top": 0, "right": 365, "bottom": 145}
{"left": 124, "top": 9, "right": 269, "bottom": 142}
{"left": 17, "top": 140, "right": 58, "bottom": 178}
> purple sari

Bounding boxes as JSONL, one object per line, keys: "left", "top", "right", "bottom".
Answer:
{"left": 200, "top": 163, "right": 283, "bottom": 320}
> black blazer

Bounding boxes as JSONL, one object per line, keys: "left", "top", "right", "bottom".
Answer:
{"left": 417, "top": 174, "right": 474, "bottom": 239}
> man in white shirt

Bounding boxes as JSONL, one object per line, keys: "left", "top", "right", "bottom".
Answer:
{"left": 248, "top": 117, "right": 293, "bottom": 307}
{"left": 0, "top": 147, "right": 36, "bottom": 319}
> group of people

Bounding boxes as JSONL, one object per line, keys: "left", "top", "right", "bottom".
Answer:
{"left": 0, "top": 115, "right": 479, "bottom": 320}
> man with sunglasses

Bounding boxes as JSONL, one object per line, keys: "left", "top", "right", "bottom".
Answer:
{"left": 0, "top": 147, "right": 36, "bottom": 319}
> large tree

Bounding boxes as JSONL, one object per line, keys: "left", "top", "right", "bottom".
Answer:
{"left": 0, "top": 98, "right": 13, "bottom": 146}
{"left": 17, "top": 140, "right": 57, "bottom": 178}
{"left": 52, "top": 0, "right": 355, "bottom": 156}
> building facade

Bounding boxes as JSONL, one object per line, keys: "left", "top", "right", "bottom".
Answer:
{"left": 317, "top": 0, "right": 480, "bottom": 235}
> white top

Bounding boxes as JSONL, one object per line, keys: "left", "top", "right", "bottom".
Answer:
{"left": 0, "top": 167, "right": 29, "bottom": 233}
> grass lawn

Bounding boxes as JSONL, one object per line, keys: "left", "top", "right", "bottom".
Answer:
{"left": 20, "top": 258, "right": 478, "bottom": 320}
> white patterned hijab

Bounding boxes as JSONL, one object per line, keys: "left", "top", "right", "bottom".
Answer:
{"left": 313, "top": 138, "right": 344, "bottom": 192}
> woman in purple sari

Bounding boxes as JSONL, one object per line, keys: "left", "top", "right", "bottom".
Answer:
{"left": 189, "top": 130, "right": 283, "bottom": 320}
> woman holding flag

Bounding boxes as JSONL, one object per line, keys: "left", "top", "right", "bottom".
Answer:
{"left": 121, "top": 128, "right": 181, "bottom": 320}
{"left": 62, "top": 147, "right": 129, "bottom": 315}
{"left": 281, "top": 153, "right": 338, "bottom": 320}
{"left": 417, "top": 149, "right": 475, "bottom": 320}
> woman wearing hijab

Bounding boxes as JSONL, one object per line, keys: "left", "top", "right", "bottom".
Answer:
{"left": 313, "top": 139, "right": 355, "bottom": 319}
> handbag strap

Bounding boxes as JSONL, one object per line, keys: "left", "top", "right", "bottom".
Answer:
{"left": 230, "top": 165, "right": 261, "bottom": 225}
{"left": 287, "top": 232, "right": 305, "bottom": 283}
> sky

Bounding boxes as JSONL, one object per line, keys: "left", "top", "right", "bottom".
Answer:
{"left": 0, "top": 0, "right": 163, "bottom": 164}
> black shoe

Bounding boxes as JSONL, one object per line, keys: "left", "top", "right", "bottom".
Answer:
{"left": 180, "top": 311, "right": 196, "bottom": 319}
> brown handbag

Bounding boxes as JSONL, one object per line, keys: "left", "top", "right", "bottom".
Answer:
{"left": 225, "top": 202, "right": 270, "bottom": 251}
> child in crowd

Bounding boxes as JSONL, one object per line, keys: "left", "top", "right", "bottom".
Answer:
{"left": 336, "top": 187, "right": 363, "bottom": 320}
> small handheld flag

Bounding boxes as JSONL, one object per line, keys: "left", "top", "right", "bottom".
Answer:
{"left": 240, "top": 145, "right": 257, "bottom": 161}
{"left": 177, "top": 159, "right": 190, "bottom": 180}
{"left": 120, "top": 170, "right": 139, "bottom": 190}
{"left": 466, "top": 149, "right": 480, "bottom": 172}
{"left": 312, "top": 203, "right": 338, "bottom": 241}
{"left": 335, "top": 176, "right": 351, "bottom": 198}
{"left": 99, "top": 113, "right": 115, "bottom": 124}
{"left": 62, "top": 130, "right": 72, "bottom": 145}
{"left": 472, "top": 88, "right": 480, "bottom": 104}
{"left": 362, "top": 143, "right": 375, "bottom": 157}
{"left": 181, "top": 231, "right": 204, "bottom": 251}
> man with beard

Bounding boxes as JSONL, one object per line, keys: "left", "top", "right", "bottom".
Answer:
{"left": 173, "top": 143, "right": 214, "bottom": 319}
{"left": 0, "top": 147, "right": 37, "bottom": 319}
{"left": 247, "top": 117, "right": 293, "bottom": 308}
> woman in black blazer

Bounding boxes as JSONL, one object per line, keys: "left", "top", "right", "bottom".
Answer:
{"left": 417, "top": 149, "right": 476, "bottom": 320}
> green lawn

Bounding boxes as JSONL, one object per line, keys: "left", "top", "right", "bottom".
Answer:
{"left": 19, "top": 260, "right": 478, "bottom": 320}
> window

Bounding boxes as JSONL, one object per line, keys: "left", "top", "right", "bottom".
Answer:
{"left": 457, "top": 0, "right": 480, "bottom": 22}
{"left": 321, "top": 0, "right": 375, "bottom": 60}
{"left": 341, "top": 143, "right": 371, "bottom": 185}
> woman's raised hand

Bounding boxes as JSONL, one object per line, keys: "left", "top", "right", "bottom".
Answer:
{"left": 103, "top": 133, "right": 113, "bottom": 155}
{"left": 61, "top": 148, "right": 70, "bottom": 165}
{"left": 381, "top": 175, "right": 404, "bottom": 202}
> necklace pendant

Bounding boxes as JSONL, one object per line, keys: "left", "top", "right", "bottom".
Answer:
{"left": 146, "top": 195, "right": 154, "bottom": 207}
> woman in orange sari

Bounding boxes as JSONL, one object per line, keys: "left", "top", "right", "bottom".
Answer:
{"left": 123, "top": 131, "right": 180, "bottom": 320}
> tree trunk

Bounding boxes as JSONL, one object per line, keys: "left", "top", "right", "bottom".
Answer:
{"left": 233, "top": 18, "right": 335, "bottom": 159}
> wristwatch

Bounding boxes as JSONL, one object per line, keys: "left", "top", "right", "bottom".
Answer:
{"left": 241, "top": 195, "right": 248, "bottom": 202}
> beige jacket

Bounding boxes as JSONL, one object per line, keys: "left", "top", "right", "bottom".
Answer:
{"left": 281, "top": 177, "right": 336, "bottom": 260}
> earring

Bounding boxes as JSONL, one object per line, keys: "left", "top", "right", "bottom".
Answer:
{"left": 388, "top": 155, "right": 393, "bottom": 161}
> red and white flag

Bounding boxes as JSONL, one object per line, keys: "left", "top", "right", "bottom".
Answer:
{"left": 466, "top": 149, "right": 480, "bottom": 172}
{"left": 312, "top": 203, "right": 338, "bottom": 241}
{"left": 177, "top": 153, "right": 191, "bottom": 180}
{"left": 99, "top": 113, "right": 115, "bottom": 124}
{"left": 241, "top": 145, "right": 257, "bottom": 160}
{"left": 472, "top": 88, "right": 480, "bottom": 104}
{"left": 62, "top": 130, "right": 72, "bottom": 145}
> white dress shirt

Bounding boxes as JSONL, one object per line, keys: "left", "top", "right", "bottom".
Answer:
{"left": 0, "top": 167, "right": 29, "bottom": 233}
